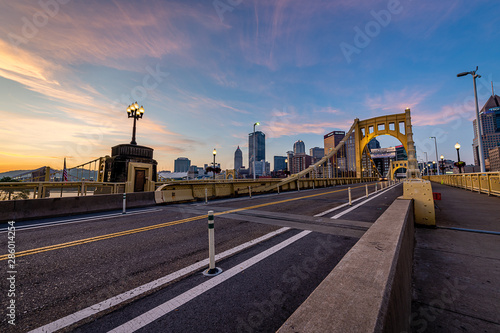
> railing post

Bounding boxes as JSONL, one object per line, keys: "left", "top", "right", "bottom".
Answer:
{"left": 488, "top": 174, "right": 491, "bottom": 196}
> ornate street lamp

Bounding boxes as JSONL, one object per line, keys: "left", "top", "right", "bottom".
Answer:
{"left": 440, "top": 155, "right": 445, "bottom": 173}
{"left": 212, "top": 148, "right": 217, "bottom": 179}
{"left": 455, "top": 142, "right": 463, "bottom": 173}
{"left": 127, "top": 102, "right": 144, "bottom": 145}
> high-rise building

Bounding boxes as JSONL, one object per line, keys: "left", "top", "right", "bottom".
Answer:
{"left": 324, "top": 131, "right": 345, "bottom": 170}
{"left": 286, "top": 151, "right": 294, "bottom": 172}
{"left": 371, "top": 147, "right": 396, "bottom": 176}
{"left": 488, "top": 147, "right": 500, "bottom": 171}
{"left": 174, "top": 157, "right": 190, "bottom": 172}
{"left": 309, "top": 147, "right": 324, "bottom": 163}
{"left": 293, "top": 140, "right": 305, "bottom": 154}
{"left": 254, "top": 160, "right": 266, "bottom": 177}
{"left": 234, "top": 146, "right": 243, "bottom": 170}
{"left": 395, "top": 145, "right": 407, "bottom": 161}
{"left": 249, "top": 131, "right": 265, "bottom": 174}
{"left": 290, "top": 154, "right": 312, "bottom": 174}
{"left": 472, "top": 94, "right": 500, "bottom": 167}
{"left": 367, "top": 138, "right": 381, "bottom": 151}
{"left": 274, "top": 156, "right": 287, "bottom": 172}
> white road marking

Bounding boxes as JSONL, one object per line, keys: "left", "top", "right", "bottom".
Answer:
{"left": 0, "top": 208, "right": 162, "bottom": 232}
{"left": 109, "top": 230, "right": 311, "bottom": 333}
{"left": 28, "top": 227, "right": 291, "bottom": 333}
{"left": 331, "top": 183, "right": 401, "bottom": 219}
{"left": 314, "top": 192, "right": 370, "bottom": 217}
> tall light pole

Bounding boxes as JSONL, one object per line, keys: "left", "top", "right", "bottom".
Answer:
{"left": 423, "top": 152, "right": 428, "bottom": 175}
{"left": 127, "top": 102, "right": 144, "bottom": 145}
{"left": 457, "top": 67, "right": 486, "bottom": 172}
{"left": 455, "top": 142, "right": 463, "bottom": 174}
{"left": 430, "top": 136, "right": 440, "bottom": 175}
{"left": 212, "top": 148, "right": 217, "bottom": 179}
{"left": 252, "top": 122, "right": 260, "bottom": 180}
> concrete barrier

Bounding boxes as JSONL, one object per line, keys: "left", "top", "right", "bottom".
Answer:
{"left": 278, "top": 198, "right": 414, "bottom": 333}
{"left": 0, "top": 192, "right": 156, "bottom": 222}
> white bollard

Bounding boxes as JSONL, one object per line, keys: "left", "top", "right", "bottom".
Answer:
{"left": 366, "top": 184, "right": 369, "bottom": 198}
{"left": 348, "top": 187, "right": 352, "bottom": 206}
{"left": 203, "top": 211, "right": 222, "bottom": 276}
{"left": 249, "top": 186, "right": 252, "bottom": 199}
{"left": 375, "top": 183, "right": 378, "bottom": 192}
{"left": 205, "top": 188, "right": 208, "bottom": 204}
{"left": 122, "top": 193, "right": 126, "bottom": 214}
{"left": 277, "top": 185, "right": 280, "bottom": 194}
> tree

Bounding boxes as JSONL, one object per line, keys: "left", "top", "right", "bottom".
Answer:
{"left": 0, "top": 177, "right": 29, "bottom": 200}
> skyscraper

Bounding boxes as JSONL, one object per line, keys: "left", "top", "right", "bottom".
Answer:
{"left": 274, "top": 156, "right": 287, "bottom": 172}
{"left": 473, "top": 94, "right": 500, "bottom": 167}
{"left": 234, "top": 146, "right": 243, "bottom": 170}
{"left": 249, "top": 131, "right": 265, "bottom": 175}
{"left": 286, "top": 151, "right": 294, "bottom": 172}
{"left": 309, "top": 147, "right": 324, "bottom": 163}
{"left": 324, "top": 131, "right": 345, "bottom": 171}
{"left": 293, "top": 140, "right": 305, "bottom": 154}
{"left": 174, "top": 157, "right": 191, "bottom": 172}
{"left": 367, "top": 138, "right": 381, "bottom": 150}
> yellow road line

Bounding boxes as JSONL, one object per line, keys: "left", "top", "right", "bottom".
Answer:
{"left": 0, "top": 184, "right": 368, "bottom": 261}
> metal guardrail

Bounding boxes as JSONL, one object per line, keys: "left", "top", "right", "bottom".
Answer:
{"left": 424, "top": 172, "right": 500, "bottom": 197}
{"left": 1, "top": 176, "right": 380, "bottom": 201}
{"left": 0, "top": 182, "right": 126, "bottom": 200}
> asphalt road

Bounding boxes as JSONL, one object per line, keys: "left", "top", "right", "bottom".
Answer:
{"left": 0, "top": 181, "right": 402, "bottom": 332}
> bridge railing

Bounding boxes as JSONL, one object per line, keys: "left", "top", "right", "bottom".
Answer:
{"left": 0, "top": 181, "right": 126, "bottom": 200}
{"left": 424, "top": 172, "right": 500, "bottom": 196}
{"left": 1, "top": 176, "right": 380, "bottom": 201}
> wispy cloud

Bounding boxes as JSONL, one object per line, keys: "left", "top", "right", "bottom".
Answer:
{"left": 262, "top": 106, "right": 351, "bottom": 138}
{"left": 365, "top": 88, "right": 435, "bottom": 114}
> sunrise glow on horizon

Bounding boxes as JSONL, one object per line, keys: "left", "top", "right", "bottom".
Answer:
{"left": 1, "top": 0, "right": 499, "bottom": 173}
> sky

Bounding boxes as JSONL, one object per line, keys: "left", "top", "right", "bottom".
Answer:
{"left": 1, "top": 0, "right": 499, "bottom": 173}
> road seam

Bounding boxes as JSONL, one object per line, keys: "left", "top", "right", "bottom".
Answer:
{"left": 0, "top": 184, "right": 369, "bottom": 261}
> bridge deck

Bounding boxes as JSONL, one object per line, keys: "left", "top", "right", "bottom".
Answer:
{"left": 412, "top": 183, "right": 500, "bottom": 332}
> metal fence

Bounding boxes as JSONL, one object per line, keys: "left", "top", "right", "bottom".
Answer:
{"left": 424, "top": 172, "right": 500, "bottom": 197}
{"left": 0, "top": 181, "right": 126, "bottom": 200}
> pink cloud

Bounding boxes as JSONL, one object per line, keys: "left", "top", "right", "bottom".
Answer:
{"left": 262, "top": 106, "right": 352, "bottom": 138}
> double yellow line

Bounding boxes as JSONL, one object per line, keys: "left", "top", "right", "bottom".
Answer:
{"left": 0, "top": 184, "right": 368, "bottom": 261}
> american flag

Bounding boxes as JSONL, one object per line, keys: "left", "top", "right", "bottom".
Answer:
{"left": 63, "top": 158, "right": 68, "bottom": 181}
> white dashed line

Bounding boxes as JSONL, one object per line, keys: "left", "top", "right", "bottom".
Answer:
{"left": 331, "top": 183, "right": 401, "bottom": 219}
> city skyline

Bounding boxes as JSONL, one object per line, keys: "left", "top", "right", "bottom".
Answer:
{"left": 1, "top": 1, "right": 500, "bottom": 173}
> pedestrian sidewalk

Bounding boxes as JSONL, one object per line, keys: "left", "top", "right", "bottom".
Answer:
{"left": 411, "top": 183, "right": 500, "bottom": 332}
